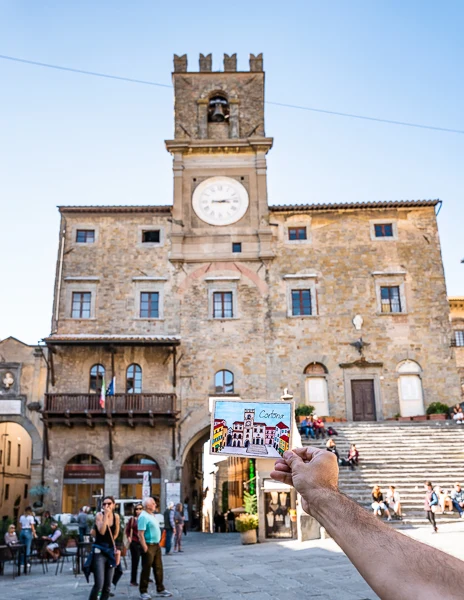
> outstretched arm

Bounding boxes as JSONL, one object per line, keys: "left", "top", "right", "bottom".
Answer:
{"left": 271, "top": 448, "right": 463, "bottom": 600}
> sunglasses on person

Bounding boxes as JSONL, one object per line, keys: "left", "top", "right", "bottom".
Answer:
{"left": 136, "top": 506, "right": 143, "bottom": 511}
{"left": 102, "top": 502, "right": 113, "bottom": 506}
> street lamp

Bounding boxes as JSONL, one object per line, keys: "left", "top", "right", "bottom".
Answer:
{"left": 281, "top": 388, "right": 294, "bottom": 401}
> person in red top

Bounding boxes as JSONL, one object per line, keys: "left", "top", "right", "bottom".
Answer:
{"left": 313, "top": 415, "right": 326, "bottom": 440}
{"left": 125, "top": 503, "right": 143, "bottom": 586}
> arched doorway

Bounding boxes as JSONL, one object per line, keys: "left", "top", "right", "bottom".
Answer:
{"left": 120, "top": 455, "right": 161, "bottom": 501}
{"left": 62, "top": 455, "right": 104, "bottom": 513}
{"left": 304, "top": 362, "right": 329, "bottom": 416}
{"left": 0, "top": 421, "right": 32, "bottom": 521}
{"left": 397, "top": 360, "right": 424, "bottom": 416}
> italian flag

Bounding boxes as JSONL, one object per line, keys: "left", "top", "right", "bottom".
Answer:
{"left": 100, "top": 376, "right": 106, "bottom": 409}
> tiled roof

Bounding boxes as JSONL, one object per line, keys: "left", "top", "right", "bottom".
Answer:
{"left": 44, "top": 334, "right": 180, "bottom": 345}
{"left": 275, "top": 421, "right": 289, "bottom": 429}
{"left": 280, "top": 434, "right": 289, "bottom": 442}
{"left": 269, "top": 199, "right": 440, "bottom": 212}
{"left": 58, "top": 205, "right": 172, "bottom": 214}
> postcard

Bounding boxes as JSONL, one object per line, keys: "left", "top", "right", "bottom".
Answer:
{"left": 210, "top": 398, "right": 294, "bottom": 458}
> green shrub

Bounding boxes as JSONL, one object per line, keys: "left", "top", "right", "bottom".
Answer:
{"left": 426, "top": 402, "right": 449, "bottom": 415}
{"left": 235, "top": 514, "right": 258, "bottom": 532}
{"left": 295, "top": 404, "right": 315, "bottom": 417}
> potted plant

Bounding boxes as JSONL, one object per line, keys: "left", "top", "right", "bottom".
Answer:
{"left": 426, "top": 402, "right": 449, "bottom": 421}
{"left": 295, "top": 404, "right": 315, "bottom": 423}
{"left": 235, "top": 514, "right": 259, "bottom": 544}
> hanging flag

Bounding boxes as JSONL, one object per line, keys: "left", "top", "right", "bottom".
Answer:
{"left": 100, "top": 376, "right": 106, "bottom": 409}
{"left": 107, "top": 377, "right": 115, "bottom": 396}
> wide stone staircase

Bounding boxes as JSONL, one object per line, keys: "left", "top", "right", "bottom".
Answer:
{"left": 302, "top": 421, "right": 464, "bottom": 526}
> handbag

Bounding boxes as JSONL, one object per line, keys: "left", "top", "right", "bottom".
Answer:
{"left": 107, "top": 515, "right": 121, "bottom": 566}
{"left": 159, "top": 529, "right": 166, "bottom": 548}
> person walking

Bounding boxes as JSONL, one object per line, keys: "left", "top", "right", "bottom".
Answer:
{"left": 88, "top": 495, "right": 120, "bottom": 600}
{"left": 78, "top": 506, "right": 88, "bottom": 543}
{"left": 173, "top": 503, "right": 184, "bottom": 552}
{"left": 125, "top": 503, "right": 143, "bottom": 586}
{"left": 227, "top": 509, "right": 235, "bottom": 532}
{"left": 19, "top": 506, "right": 36, "bottom": 567}
{"left": 138, "top": 497, "right": 172, "bottom": 599}
{"left": 424, "top": 481, "right": 439, "bottom": 532}
{"left": 163, "top": 502, "right": 175, "bottom": 555}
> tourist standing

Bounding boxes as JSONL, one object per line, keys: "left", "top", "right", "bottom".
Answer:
{"left": 424, "top": 481, "right": 439, "bottom": 532}
{"left": 138, "top": 497, "right": 172, "bottom": 598}
{"left": 163, "top": 502, "right": 175, "bottom": 555}
{"left": 78, "top": 507, "right": 89, "bottom": 543}
{"left": 19, "top": 506, "right": 36, "bottom": 566}
{"left": 88, "top": 495, "right": 120, "bottom": 600}
{"left": 173, "top": 503, "right": 184, "bottom": 552}
{"left": 125, "top": 503, "right": 143, "bottom": 586}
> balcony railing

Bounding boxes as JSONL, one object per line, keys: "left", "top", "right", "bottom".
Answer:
{"left": 44, "top": 393, "right": 177, "bottom": 415}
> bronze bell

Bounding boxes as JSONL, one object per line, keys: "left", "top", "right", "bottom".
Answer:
{"left": 209, "top": 97, "right": 228, "bottom": 122}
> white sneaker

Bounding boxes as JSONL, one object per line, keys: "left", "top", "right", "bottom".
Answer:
{"left": 140, "top": 593, "right": 152, "bottom": 600}
{"left": 157, "top": 592, "right": 173, "bottom": 598}
{"left": 460, "top": 513, "right": 464, "bottom": 519}
{"left": 457, "top": 420, "right": 462, "bottom": 424}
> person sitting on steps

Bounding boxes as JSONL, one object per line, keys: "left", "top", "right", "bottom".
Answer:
{"left": 386, "top": 486, "right": 402, "bottom": 519}
{"left": 450, "top": 482, "right": 464, "bottom": 518}
{"left": 300, "top": 417, "right": 315, "bottom": 440}
{"left": 371, "top": 485, "right": 392, "bottom": 521}
{"left": 313, "top": 415, "right": 326, "bottom": 439}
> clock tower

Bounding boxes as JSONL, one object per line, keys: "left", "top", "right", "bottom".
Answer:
{"left": 165, "top": 53, "right": 274, "bottom": 262}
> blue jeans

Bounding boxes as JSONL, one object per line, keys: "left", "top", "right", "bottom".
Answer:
{"left": 19, "top": 529, "right": 33, "bottom": 564}
{"left": 165, "top": 528, "right": 173, "bottom": 554}
{"left": 88, "top": 551, "right": 115, "bottom": 600}
{"left": 452, "top": 500, "right": 464, "bottom": 516}
{"left": 301, "top": 426, "right": 315, "bottom": 439}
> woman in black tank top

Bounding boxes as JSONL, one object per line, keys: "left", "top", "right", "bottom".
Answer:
{"left": 88, "top": 496, "right": 120, "bottom": 600}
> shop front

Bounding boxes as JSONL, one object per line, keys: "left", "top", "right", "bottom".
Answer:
{"left": 62, "top": 454, "right": 104, "bottom": 514}
{"left": 119, "top": 454, "right": 161, "bottom": 501}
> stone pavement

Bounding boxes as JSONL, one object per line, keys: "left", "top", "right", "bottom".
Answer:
{"left": 1, "top": 523, "right": 463, "bottom": 600}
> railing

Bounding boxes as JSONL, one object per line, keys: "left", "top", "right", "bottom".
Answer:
{"left": 44, "top": 393, "right": 177, "bottom": 414}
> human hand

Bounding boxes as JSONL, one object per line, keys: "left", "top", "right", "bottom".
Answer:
{"left": 270, "top": 447, "right": 339, "bottom": 515}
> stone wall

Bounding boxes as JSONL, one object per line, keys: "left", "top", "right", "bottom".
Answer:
{"left": 449, "top": 297, "right": 464, "bottom": 398}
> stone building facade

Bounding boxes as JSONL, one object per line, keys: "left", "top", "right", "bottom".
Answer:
{"left": 41, "top": 53, "right": 460, "bottom": 523}
{"left": 0, "top": 337, "right": 47, "bottom": 519}
{"left": 450, "top": 297, "right": 464, "bottom": 398}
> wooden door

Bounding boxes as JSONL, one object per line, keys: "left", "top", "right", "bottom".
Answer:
{"left": 351, "top": 380, "right": 376, "bottom": 421}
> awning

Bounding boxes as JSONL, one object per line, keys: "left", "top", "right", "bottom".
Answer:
{"left": 43, "top": 334, "right": 181, "bottom": 346}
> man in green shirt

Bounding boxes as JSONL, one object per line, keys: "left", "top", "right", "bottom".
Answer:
{"left": 138, "top": 497, "right": 172, "bottom": 599}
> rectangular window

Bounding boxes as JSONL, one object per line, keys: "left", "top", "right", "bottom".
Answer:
{"left": 5, "top": 484, "right": 9, "bottom": 501}
{"left": 213, "top": 292, "right": 233, "bottom": 318}
{"left": 291, "top": 290, "right": 312, "bottom": 316}
{"left": 374, "top": 223, "right": 393, "bottom": 238}
{"left": 71, "top": 292, "right": 92, "bottom": 318}
{"left": 24, "top": 484, "right": 28, "bottom": 499}
{"left": 76, "top": 229, "right": 95, "bottom": 243}
{"left": 380, "top": 286, "right": 402, "bottom": 313}
{"left": 288, "top": 227, "right": 307, "bottom": 241}
{"left": 456, "top": 331, "right": 464, "bottom": 347}
{"left": 142, "top": 230, "right": 160, "bottom": 243}
{"left": 140, "top": 292, "right": 159, "bottom": 318}
{"left": 232, "top": 242, "right": 242, "bottom": 253}
{"left": 7, "top": 441, "right": 11, "bottom": 466}
{"left": 17, "top": 444, "right": 21, "bottom": 468}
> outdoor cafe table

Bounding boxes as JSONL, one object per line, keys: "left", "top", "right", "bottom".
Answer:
{"left": 75, "top": 541, "right": 92, "bottom": 575}
{"left": 3, "top": 544, "right": 27, "bottom": 576}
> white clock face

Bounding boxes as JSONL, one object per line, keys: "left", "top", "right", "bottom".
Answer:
{"left": 192, "top": 176, "right": 249, "bottom": 226}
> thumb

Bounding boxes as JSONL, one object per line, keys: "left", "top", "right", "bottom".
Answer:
{"left": 283, "top": 450, "right": 304, "bottom": 470}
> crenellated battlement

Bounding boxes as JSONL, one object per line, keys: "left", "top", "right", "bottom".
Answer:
{"left": 173, "top": 53, "right": 263, "bottom": 73}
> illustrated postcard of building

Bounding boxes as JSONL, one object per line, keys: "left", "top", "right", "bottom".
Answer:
{"left": 210, "top": 399, "right": 294, "bottom": 458}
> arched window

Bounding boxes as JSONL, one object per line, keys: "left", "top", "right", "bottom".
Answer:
{"left": 126, "top": 364, "right": 142, "bottom": 394}
{"left": 89, "top": 364, "right": 105, "bottom": 394}
{"left": 304, "top": 362, "right": 329, "bottom": 416}
{"left": 215, "top": 370, "right": 234, "bottom": 394}
{"left": 208, "top": 94, "right": 230, "bottom": 122}
{"left": 397, "top": 360, "right": 424, "bottom": 417}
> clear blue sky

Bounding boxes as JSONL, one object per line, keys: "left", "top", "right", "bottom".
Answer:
{"left": 1, "top": 0, "right": 462, "bottom": 344}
